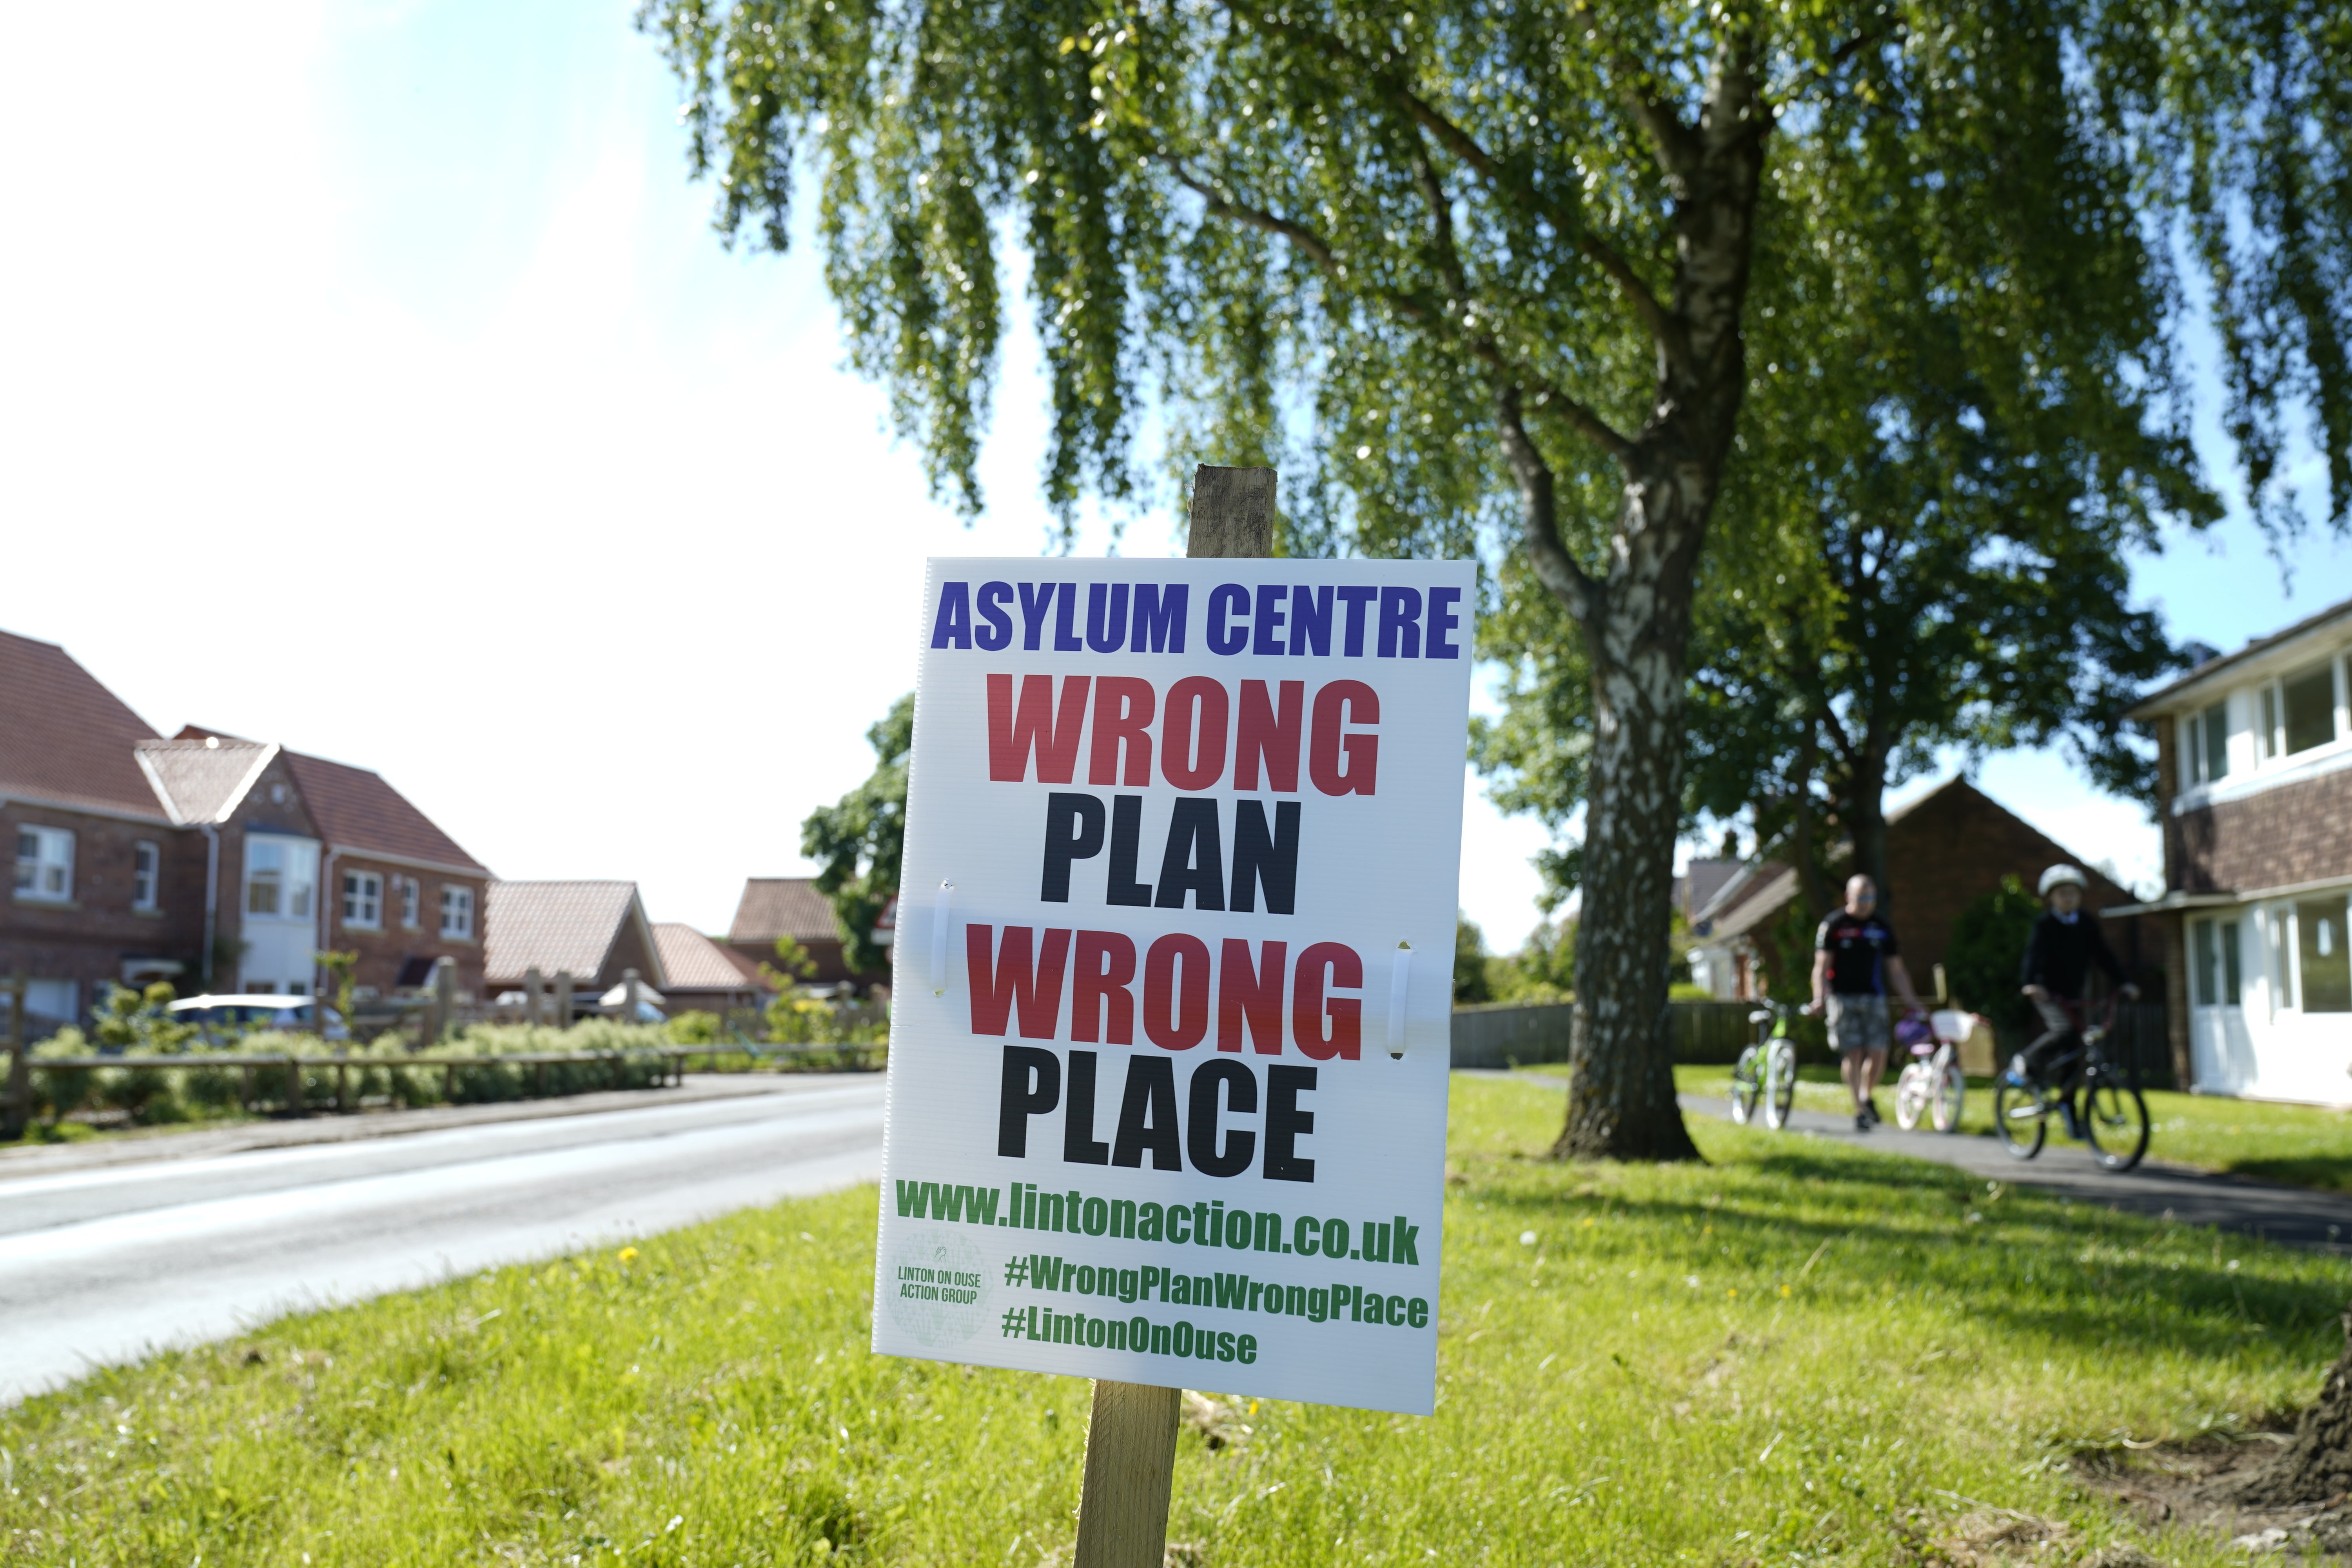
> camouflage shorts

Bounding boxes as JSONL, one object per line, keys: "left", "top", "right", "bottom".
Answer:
{"left": 1825, "top": 993, "right": 1891, "bottom": 1054}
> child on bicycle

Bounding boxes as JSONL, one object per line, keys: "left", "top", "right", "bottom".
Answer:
{"left": 2012, "top": 864, "right": 2139, "bottom": 1136}
{"left": 1809, "top": 874, "right": 1926, "bottom": 1132}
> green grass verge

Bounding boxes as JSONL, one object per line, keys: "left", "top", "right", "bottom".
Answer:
{"left": 1658, "top": 1062, "right": 2352, "bottom": 1193}
{"left": 2, "top": 1075, "right": 2341, "bottom": 1566}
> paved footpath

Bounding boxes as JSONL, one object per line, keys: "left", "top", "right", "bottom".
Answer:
{"left": 1470, "top": 1071, "right": 2352, "bottom": 1256}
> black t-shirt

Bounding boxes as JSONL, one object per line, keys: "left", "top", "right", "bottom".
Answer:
{"left": 1816, "top": 910, "right": 1900, "bottom": 995}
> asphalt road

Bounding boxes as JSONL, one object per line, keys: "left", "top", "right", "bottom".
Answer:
{"left": 0, "top": 1076, "right": 887, "bottom": 1405}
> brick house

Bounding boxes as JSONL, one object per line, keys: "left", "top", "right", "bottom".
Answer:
{"left": 652, "top": 923, "right": 769, "bottom": 1018}
{"left": 483, "top": 881, "right": 666, "bottom": 1010}
{"left": 1, "top": 629, "right": 492, "bottom": 1033}
{"left": 1691, "top": 777, "right": 2149, "bottom": 1009}
{"left": 725, "top": 877, "right": 889, "bottom": 990}
{"left": 2112, "top": 594, "right": 2352, "bottom": 1104}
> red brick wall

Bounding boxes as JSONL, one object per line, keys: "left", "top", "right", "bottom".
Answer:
{"left": 1880, "top": 783, "right": 2149, "bottom": 989}
{"left": 725, "top": 934, "right": 888, "bottom": 988}
{"left": 322, "top": 855, "right": 489, "bottom": 1002}
{"left": 0, "top": 802, "right": 204, "bottom": 1017}
{"left": 2170, "top": 767, "right": 2352, "bottom": 894}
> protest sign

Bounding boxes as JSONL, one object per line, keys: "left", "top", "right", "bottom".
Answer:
{"left": 872, "top": 550, "right": 1474, "bottom": 1417}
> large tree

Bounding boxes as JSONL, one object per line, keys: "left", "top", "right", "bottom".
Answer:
{"left": 642, "top": 0, "right": 2348, "bottom": 1160}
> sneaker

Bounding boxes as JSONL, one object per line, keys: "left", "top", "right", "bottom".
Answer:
{"left": 2001, "top": 1055, "right": 2033, "bottom": 1090}
{"left": 1854, "top": 1112, "right": 1872, "bottom": 1133}
{"left": 1864, "top": 1099, "right": 1882, "bottom": 1126}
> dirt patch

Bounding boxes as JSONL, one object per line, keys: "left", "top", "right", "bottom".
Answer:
{"left": 2075, "top": 1430, "right": 2352, "bottom": 1559}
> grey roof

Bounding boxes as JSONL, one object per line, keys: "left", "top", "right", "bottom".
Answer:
{"left": 484, "top": 881, "right": 664, "bottom": 987}
{"left": 134, "top": 739, "right": 277, "bottom": 825}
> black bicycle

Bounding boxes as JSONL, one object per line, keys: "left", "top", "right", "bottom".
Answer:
{"left": 1991, "top": 996, "right": 2151, "bottom": 1171}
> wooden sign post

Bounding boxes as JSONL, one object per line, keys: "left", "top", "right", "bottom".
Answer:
{"left": 1070, "top": 465, "right": 1276, "bottom": 1568}
{"left": 870, "top": 463, "right": 1467, "bottom": 1563}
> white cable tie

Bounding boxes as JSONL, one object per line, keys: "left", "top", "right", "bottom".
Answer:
{"left": 1387, "top": 942, "right": 1413, "bottom": 1058}
{"left": 929, "top": 881, "right": 955, "bottom": 995}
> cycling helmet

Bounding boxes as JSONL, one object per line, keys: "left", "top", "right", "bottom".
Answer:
{"left": 2038, "top": 864, "right": 2089, "bottom": 895}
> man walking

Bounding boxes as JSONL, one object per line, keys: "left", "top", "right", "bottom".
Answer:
{"left": 1809, "top": 874, "right": 1925, "bottom": 1131}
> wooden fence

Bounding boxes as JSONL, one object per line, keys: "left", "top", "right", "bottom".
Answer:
{"left": 1449, "top": 1000, "right": 1804, "bottom": 1069}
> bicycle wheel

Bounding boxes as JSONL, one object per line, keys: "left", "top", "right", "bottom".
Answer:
{"left": 1893, "top": 1064, "right": 1930, "bottom": 1130}
{"left": 1728, "top": 1047, "right": 1761, "bottom": 1125}
{"left": 1992, "top": 1080, "right": 2047, "bottom": 1160}
{"left": 1763, "top": 1040, "right": 1797, "bottom": 1131}
{"left": 1930, "top": 1061, "right": 1965, "bottom": 1134}
{"left": 2081, "top": 1075, "right": 2151, "bottom": 1171}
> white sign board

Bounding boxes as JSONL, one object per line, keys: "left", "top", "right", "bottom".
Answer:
{"left": 871, "top": 557, "right": 1474, "bottom": 1416}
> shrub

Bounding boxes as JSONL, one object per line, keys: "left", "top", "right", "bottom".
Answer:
{"left": 1947, "top": 875, "right": 2043, "bottom": 1031}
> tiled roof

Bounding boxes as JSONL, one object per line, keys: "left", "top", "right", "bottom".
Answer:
{"left": 282, "top": 750, "right": 487, "bottom": 873}
{"left": 727, "top": 878, "right": 846, "bottom": 945}
{"left": 0, "top": 630, "right": 172, "bottom": 821}
{"left": 135, "top": 739, "right": 277, "bottom": 825}
{"left": 485, "top": 881, "right": 659, "bottom": 986}
{"left": 653, "top": 923, "right": 770, "bottom": 992}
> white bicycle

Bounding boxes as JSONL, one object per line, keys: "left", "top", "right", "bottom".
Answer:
{"left": 1891, "top": 1008, "right": 1973, "bottom": 1133}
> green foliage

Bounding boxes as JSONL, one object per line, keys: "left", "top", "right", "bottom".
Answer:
{"left": 633, "top": 0, "right": 2342, "bottom": 549}
{"left": 800, "top": 693, "right": 909, "bottom": 976}
{"left": 768, "top": 935, "right": 818, "bottom": 982}
{"left": 1484, "top": 919, "right": 1577, "bottom": 1004}
{"left": 5, "top": 1079, "right": 2344, "bottom": 1564}
{"left": 1452, "top": 914, "right": 1493, "bottom": 1005}
{"left": 15, "top": 1024, "right": 688, "bottom": 1132}
{"left": 664, "top": 1009, "right": 726, "bottom": 1045}
{"left": 88, "top": 982, "right": 195, "bottom": 1054}
{"left": 1946, "top": 875, "right": 2045, "bottom": 1030}
{"left": 314, "top": 950, "right": 358, "bottom": 1022}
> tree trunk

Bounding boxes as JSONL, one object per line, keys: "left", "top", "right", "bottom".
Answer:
{"left": 2230, "top": 1296, "right": 2352, "bottom": 1506}
{"left": 1554, "top": 439, "right": 1708, "bottom": 1164}
{"left": 1787, "top": 723, "right": 1831, "bottom": 920}
{"left": 1849, "top": 747, "right": 1889, "bottom": 914}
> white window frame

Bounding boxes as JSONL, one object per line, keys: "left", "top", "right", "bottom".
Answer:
{"left": 131, "top": 840, "right": 160, "bottom": 911}
{"left": 343, "top": 870, "right": 384, "bottom": 930}
{"left": 14, "top": 824, "right": 75, "bottom": 903}
{"left": 439, "top": 883, "right": 475, "bottom": 940}
{"left": 2181, "top": 696, "right": 2233, "bottom": 788}
{"left": 2254, "top": 653, "right": 2351, "bottom": 769}
{"left": 243, "top": 836, "right": 318, "bottom": 922}
{"left": 2265, "top": 904, "right": 2298, "bottom": 1018}
{"left": 399, "top": 875, "right": 421, "bottom": 930}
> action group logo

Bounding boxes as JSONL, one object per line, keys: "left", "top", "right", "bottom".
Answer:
{"left": 884, "top": 1228, "right": 990, "bottom": 1347}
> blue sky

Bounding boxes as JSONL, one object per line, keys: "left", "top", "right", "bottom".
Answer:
{"left": 1, "top": 0, "right": 2343, "bottom": 949}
